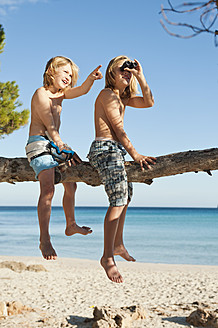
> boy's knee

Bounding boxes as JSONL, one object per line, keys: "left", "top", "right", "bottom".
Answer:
{"left": 64, "top": 182, "right": 77, "bottom": 196}
{"left": 41, "top": 184, "right": 55, "bottom": 198}
{"left": 109, "top": 205, "right": 125, "bottom": 217}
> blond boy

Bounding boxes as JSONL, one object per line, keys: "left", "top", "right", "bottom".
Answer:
{"left": 26, "top": 56, "right": 102, "bottom": 260}
{"left": 88, "top": 55, "right": 155, "bottom": 282}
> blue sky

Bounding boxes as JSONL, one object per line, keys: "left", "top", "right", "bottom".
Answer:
{"left": 0, "top": 0, "right": 217, "bottom": 207}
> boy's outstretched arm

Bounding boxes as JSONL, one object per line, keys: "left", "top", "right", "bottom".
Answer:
{"left": 64, "top": 65, "right": 103, "bottom": 99}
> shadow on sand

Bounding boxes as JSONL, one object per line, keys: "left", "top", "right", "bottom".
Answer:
{"left": 162, "top": 316, "right": 190, "bottom": 327}
{"left": 66, "top": 315, "right": 93, "bottom": 328}
{"left": 67, "top": 314, "right": 191, "bottom": 328}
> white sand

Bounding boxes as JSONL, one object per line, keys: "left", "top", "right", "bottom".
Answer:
{"left": 0, "top": 255, "right": 217, "bottom": 327}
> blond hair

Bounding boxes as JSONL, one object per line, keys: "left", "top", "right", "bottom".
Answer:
{"left": 105, "top": 55, "right": 138, "bottom": 98}
{"left": 43, "top": 56, "right": 79, "bottom": 89}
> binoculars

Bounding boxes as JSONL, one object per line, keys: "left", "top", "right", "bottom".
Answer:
{"left": 120, "top": 60, "right": 137, "bottom": 71}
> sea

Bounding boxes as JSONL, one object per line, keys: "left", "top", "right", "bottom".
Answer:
{"left": 0, "top": 206, "right": 217, "bottom": 266}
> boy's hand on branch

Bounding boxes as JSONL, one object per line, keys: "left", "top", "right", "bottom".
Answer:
{"left": 89, "top": 65, "right": 103, "bottom": 81}
{"left": 68, "top": 152, "right": 82, "bottom": 167}
{"left": 55, "top": 142, "right": 82, "bottom": 167}
{"left": 134, "top": 154, "right": 156, "bottom": 171}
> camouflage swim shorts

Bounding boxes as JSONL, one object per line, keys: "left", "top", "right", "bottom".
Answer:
{"left": 87, "top": 140, "right": 133, "bottom": 207}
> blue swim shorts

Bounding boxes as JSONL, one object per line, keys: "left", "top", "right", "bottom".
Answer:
{"left": 26, "top": 135, "right": 59, "bottom": 180}
{"left": 87, "top": 140, "right": 133, "bottom": 207}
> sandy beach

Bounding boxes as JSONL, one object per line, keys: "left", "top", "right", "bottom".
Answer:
{"left": 0, "top": 255, "right": 217, "bottom": 327}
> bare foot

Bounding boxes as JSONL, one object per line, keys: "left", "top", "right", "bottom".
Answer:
{"left": 114, "top": 245, "right": 136, "bottom": 262}
{"left": 100, "top": 256, "right": 123, "bottom": 283}
{"left": 65, "top": 223, "right": 92, "bottom": 236}
{"left": 39, "top": 240, "right": 57, "bottom": 260}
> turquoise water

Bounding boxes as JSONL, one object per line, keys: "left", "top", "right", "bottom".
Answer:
{"left": 0, "top": 206, "right": 217, "bottom": 265}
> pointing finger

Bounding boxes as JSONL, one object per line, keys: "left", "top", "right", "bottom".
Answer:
{"left": 94, "top": 65, "right": 102, "bottom": 72}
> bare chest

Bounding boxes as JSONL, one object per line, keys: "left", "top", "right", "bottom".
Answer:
{"left": 50, "top": 97, "right": 63, "bottom": 117}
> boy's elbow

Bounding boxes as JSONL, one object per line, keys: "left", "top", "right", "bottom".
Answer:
{"left": 83, "top": 89, "right": 89, "bottom": 95}
{"left": 144, "top": 99, "right": 154, "bottom": 108}
{"left": 147, "top": 90, "right": 154, "bottom": 107}
{"left": 147, "top": 96, "right": 154, "bottom": 108}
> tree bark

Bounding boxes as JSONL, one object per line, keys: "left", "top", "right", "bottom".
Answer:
{"left": 0, "top": 148, "right": 218, "bottom": 186}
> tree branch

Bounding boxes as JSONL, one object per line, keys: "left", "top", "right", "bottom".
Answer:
{"left": 0, "top": 148, "right": 218, "bottom": 186}
{"left": 160, "top": 1, "right": 218, "bottom": 45}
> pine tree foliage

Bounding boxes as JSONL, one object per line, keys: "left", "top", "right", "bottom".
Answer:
{"left": 0, "top": 25, "right": 5, "bottom": 54}
{"left": 0, "top": 24, "right": 29, "bottom": 138}
{"left": 0, "top": 81, "right": 29, "bottom": 137}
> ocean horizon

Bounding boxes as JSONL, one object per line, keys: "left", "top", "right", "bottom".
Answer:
{"left": 0, "top": 206, "right": 217, "bottom": 266}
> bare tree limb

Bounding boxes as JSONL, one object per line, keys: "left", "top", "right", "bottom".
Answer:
{"left": 0, "top": 148, "right": 218, "bottom": 186}
{"left": 160, "top": 1, "right": 218, "bottom": 45}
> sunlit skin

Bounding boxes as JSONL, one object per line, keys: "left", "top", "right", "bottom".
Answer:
{"left": 29, "top": 61, "right": 102, "bottom": 260}
{"left": 94, "top": 58, "right": 156, "bottom": 282}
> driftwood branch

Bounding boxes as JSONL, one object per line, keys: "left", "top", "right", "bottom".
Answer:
{"left": 0, "top": 148, "right": 218, "bottom": 186}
